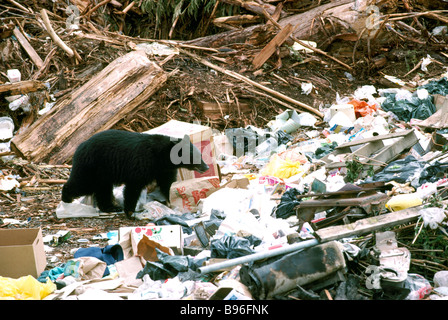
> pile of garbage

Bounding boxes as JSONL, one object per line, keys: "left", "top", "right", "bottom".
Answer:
{"left": 3, "top": 74, "right": 448, "bottom": 301}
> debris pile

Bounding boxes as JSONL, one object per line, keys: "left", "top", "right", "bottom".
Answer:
{"left": 1, "top": 0, "right": 448, "bottom": 302}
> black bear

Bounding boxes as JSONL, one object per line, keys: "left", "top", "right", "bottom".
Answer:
{"left": 61, "top": 129, "right": 209, "bottom": 218}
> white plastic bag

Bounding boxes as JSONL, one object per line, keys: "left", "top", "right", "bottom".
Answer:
{"left": 419, "top": 207, "right": 446, "bottom": 229}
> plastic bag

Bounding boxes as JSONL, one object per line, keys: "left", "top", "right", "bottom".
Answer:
{"left": 380, "top": 90, "right": 435, "bottom": 122}
{"left": 385, "top": 194, "right": 423, "bottom": 212}
{"left": 404, "top": 274, "right": 432, "bottom": 300}
{"left": 419, "top": 207, "right": 446, "bottom": 229}
{"left": 136, "top": 248, "right": 192, "bottom": 281}
{"left": 419, "top": 77, "right": 448, "bottom": 95}
{"left": 262, "top": 154, "right": 304, "bottom": 179}
{"left": 314, "top": 141, "right": 338, "bottom": 159}
{"left": 364, "top": 156, "right": 426, "bottom": 188}
{"left": 272, "top": 188, "right": 301, "bottom": 219}
{"left": 348, "top": 99, "right": 377, "bottom": 118}
{"left": 210, "top": 235, "right": 255, "bottom": 259}
{"left": 0, "top": 275, "right": 56, "bottom": 300}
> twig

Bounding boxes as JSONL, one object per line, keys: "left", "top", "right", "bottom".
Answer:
{"left": 82, "top": 0, "right": 112, "bottom": 19}
{"left": 403, "top": 60, "right": 422, "bottom": 77}
{"left": 40, "top": 9, "right": 82, "bottom": 62}
{"left": 32, "top": 47, "right": 57, "bottom": 80}
{"left": 180, "top": 48, "right": 324, "bottom": 118}
{"left": 412, "top": 218, "right": 424, "bottom": 245}
{"left": 12, "top": 27, "right": 44, "bottom": 69}
{"left": 6, "top": 0, "right": 31, "bottom": 13}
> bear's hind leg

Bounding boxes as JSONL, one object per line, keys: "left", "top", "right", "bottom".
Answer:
{"left": 94, "top": 183, "right": 121, "bottom": 213}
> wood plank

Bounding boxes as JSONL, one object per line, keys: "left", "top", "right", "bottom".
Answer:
{"left": 335, "top": 130, "right": 413, "bottom": 149}
{"left": 252, "top": 23, "right": 295, "bottom": 70}
{"left": 11, "top": 51, "right": 167, "bottom": 164}
{"left": 198, "top": 101, "right": 251, "bottom": 119}
{"left": 315, "top": 205, "right": 423, "bottom": 242}
{"left": 323, "top": 130, "right": 418, "bottom": 172}
{"left": 13, "top": 27, "right": 44, "bottom": 69}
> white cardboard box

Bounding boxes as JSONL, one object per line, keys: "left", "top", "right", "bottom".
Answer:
{"left": 144, "top": 120, "right": 220, "bottom": 181}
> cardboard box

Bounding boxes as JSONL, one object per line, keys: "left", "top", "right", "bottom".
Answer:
{"left": 144, "top": 120, "right": 220, "bottom": 181}
{"left": 119, "top": 225, "right": 184, "bottom": 257}
{"left": 0, "top": 228, "right": 47, "bottom": 278}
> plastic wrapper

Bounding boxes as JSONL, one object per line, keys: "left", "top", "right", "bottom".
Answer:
{"left": 404, "top": 274, "right": 432, "bottom": 300}
{"left": 0, "top": 275, "right": 56, "bottom": 300}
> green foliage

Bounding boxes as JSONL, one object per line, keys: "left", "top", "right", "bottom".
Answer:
{"left": 136, "top": 0, "right": 238, "bottom": 39}
{"left": 345, "top": 156, "right": 374, "bottom": 183}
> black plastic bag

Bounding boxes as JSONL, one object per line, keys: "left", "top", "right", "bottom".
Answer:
{"left": 419, "top": 77, "right": 448, "bottom": 95}
{"left": 136, "top": 248, "right": 191, "bottom": 280}
{"left": 418, "top": 161, "right": 448, "bottom": 185}
{"left": 276, "top": 130, "right": 293, "bottom": 145}
{"left": 210, "top": 235, "right": 255, "bottom": 259}
{"left": 364, "top": 155, "right": 426, "bottom": 187}
{"left": 315, "top": 141, "right": 338, "bottom": 159}
{"left": 272, "top": 188, "right": 301, "bottom": 219}
{"left": 381, "top": 92, "right": 435, "bottom": 122}
{"left": 155, "top": 213, "right": 197, "bottom": 235}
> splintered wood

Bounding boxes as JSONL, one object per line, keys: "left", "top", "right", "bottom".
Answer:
{"left": 315, "top": 205, "right": 423, "bottom": 242}
{"left": 11, "top": 51, "right": 167, "bottom": 165}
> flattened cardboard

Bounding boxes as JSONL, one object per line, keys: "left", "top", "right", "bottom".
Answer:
{"left": 0, "top": 228, "right": 46, "bottom": 278}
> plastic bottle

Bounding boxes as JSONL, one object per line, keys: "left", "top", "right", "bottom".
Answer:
{"left": 255, "top": 137, "right": 278, "bottom": 156}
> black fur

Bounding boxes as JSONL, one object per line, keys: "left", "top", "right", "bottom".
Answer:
{"left": 61, "top": 130, "right": 209, "bottom": 218}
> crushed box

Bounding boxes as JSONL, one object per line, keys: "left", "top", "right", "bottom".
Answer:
{"left": 119, "top": 225, "right": 184, "bottom": 257}
{"left": 144, "top": 120, "right": 220, "bottom": 181}
{"left": 0, "top": 228, "right": 47, "bottom": 278}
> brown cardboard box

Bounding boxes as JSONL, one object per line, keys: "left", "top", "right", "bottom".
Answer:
{"left": 144, "top": 120, "right": 220, "bottom": 181}
{"left": 0, "top": 228, "right": 47, "bottom": 278}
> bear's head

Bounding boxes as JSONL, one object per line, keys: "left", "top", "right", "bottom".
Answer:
{"left": 170, "top": 134, "right": 209, "bottom": 173}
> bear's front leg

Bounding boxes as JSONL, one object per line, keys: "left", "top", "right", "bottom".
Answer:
{"left": 123, "top": 183, "right": 145, "bottom": 219}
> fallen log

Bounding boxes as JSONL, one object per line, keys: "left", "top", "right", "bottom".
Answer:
{"left": 183, "top": 24, "right": 276, "bottom": 48}
{"left": 218, "top": 0, "right": 287, "bottom": 19}
{"left": 185, "top": 0, "right": 365, "bottom": 51}
{"left": 11, "top": 50, "right": 167, "bottom": 165}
